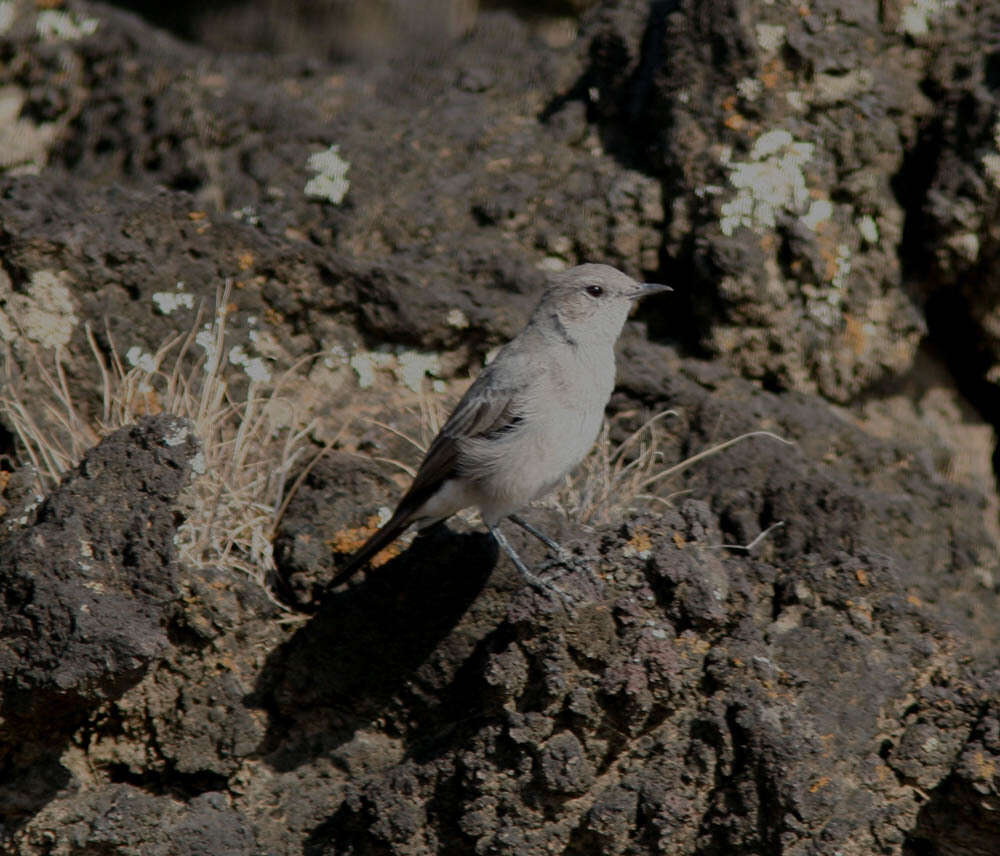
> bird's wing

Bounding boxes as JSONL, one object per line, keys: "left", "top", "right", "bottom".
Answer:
{"left": 331, "top": 349, "right": 543, "bottom": 585}
{"left": 396, "top": 360, "right": 530, "bottom": 517}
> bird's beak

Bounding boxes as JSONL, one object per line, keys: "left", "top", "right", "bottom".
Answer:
{"left": 631, "top": 282, "right": 672, "bottom": 300}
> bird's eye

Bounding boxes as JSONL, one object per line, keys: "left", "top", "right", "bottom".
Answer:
{"left": 585, "top": 284, "right": 604, "bottom": 297}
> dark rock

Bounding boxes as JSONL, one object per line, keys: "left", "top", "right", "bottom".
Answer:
{"left": 905, "top": 683, "right": 1000, "bottom": 856}
{"left": 536, "top": 731, "right": 595, "bottom": 794}
{"left": 581, "top": 783, "right": 639, "bottom": 852}
{"left": 0, "top": 415, "right": 197, "bottom": 825}
{"left": 891, "top": 1, "right": 1000, "bottom": 439}
{"left": 272, "top": 453, "right": 403, "bottom": 608}
{"left": 40, "top": 784, "right": 256, "bottom": 856}
{"left": 583, "top": 0, "right": 929, "bottom": 401}
{"left": 0, "top": 416, "right": 196, "bottom": 721}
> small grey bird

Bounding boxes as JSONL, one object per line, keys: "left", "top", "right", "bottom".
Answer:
{"left": 332, "top": 263, "right": 670, "bottom": 594}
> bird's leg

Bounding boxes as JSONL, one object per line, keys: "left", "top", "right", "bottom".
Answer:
{"left": 508, "top": 514, "right": 602, "bottom": 587}
{"left": 488, "top": 525, "right": 576, "bottom": 605}
{"left": 508, "top": 514, "right": 569, "bottom": 556}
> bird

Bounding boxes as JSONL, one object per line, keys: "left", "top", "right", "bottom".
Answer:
{"left": 331, "top": 263, "right": 671, "bottom": 596}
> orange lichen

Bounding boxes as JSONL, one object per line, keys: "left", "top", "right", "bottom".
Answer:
{"left": 820, "top": 733, "right": 836, "bottom": 758}
{"left": 842, "top": 315, "right": 867, "bottom": 356}
{"left": 973, "top": 751, "right": 996, "bottom": 782}
{"left": 724, "top": 113, "right": 746, "bottom": 131}
{"left": 626, "top": 530, "right": 653, "bottom": 554}
{"left": 328, "top": 515, "right": 401, "bottom": 568}
{"left": 809, "top": 776, "right": 830, "bottom": 793}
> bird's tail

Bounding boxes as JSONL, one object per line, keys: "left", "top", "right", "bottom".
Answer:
{"left": 328, "top": 509, "right": 413, "bottom": 589}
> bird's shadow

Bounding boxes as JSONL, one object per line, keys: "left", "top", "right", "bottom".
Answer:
{"left": 247, "top": 525, "right": 499, "bottom": 772}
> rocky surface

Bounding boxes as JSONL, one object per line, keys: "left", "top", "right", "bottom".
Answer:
{"left": 0, "top": 415, "right": 198, "bottom": 830}
{"left": 1, "top": 0, "right": 999, "bottom": 854}
{"left": 586, "top": 0, "right": 931, "bottom": 401}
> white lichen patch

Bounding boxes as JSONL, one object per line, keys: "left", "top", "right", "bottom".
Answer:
{"left": 0, "top": 269, "right": 78, "bottom": 347}
{"left": 446, "top": 308, "right": 470, "bottom": 329}
{"left": 349, "top": 350, "right": 395, "bottom": 389}
{"left": 785, "top": 91, "right": 807, "bottom": 112}
{"left": 898, "top": 0, "right": 958, "bottom": 37}
{"left": 813, "top": 69, "right": 874, "bottom": 105}
{"left": 0, "top": 3, "right": 15, "bottom": 36}
{"left": 125, "top": 346, "right": 157, "bottom": 373}
{"left": 800, "top": 198, "right": 833, "bottom": 230}
{"left": 324, "top": 343, "right": 349, "bottom": 368}
{"left": 349, "top": 347, "right": 443, "bottom": 393}
{"left": 396, "top": 351, "right": 441, "bottom": 393}
{"left": 190, "top": 450, "right": 206, "bottom": 475}
{"left": 831, "top": 243, "right": 852, "bottom": 290}
{"left": 737, "top": 77, "right": 763, "bottom": 101}
{"left": 11, "top": 493, "right": 44, "bottom": 528}
{"left": 244, "top": 326, "right": 285, "bottom": 364}
{"left": 304, "top": 145, "right": 350, "bottom": 204}
{"left": 195, "top": 323, "right": 222, "bottom": 376}
{"left": 804, "top": 243, "right": 853, "bottom": 327}
{"left": 719, "top": 130, "right": 815, "bottom": 236}
{"left": 152, "top": 283, "right": 195, "bottom": 315}
{"left": 755, "top": 23, "right": 786, "bottom": 54}
{"left": 947, "top": 231, "right": 980, "bottom": 262}
{"left": 228, "top": 343, "right": 272, "bottom": 383}
{"left": 695, "top": 183, "right": 725, "bottom": 199}
{"left": 856, "top": 215, "right": 880, "bottom": 245}
{"left": 163, "top": 422, "right": 193, "bottom": 447}
{"left": 231, "top": 205, "right": 261, "bottom": 226}
{"left": 36, "top": 8, "right": 99, "bottom": 40}
{"left": 0, "top": 85, "right": 59, "bottom": 173}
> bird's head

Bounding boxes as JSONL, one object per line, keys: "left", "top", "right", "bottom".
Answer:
{"left": 539, "top": 263, "right": 671, "bottom": 348}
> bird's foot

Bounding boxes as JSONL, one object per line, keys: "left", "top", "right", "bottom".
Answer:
{"left": 508, "top": 514, "right": 602, "bottom": 590}
{"left": 489, "top": 524, "right": 578, "bottom": 607}
{"left": 520, "top": 566, "right": 580, "bottom": 607}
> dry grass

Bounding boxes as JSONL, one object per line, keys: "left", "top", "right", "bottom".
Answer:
{"left": 550, "top": 409, "right": 678, "bottom": 524}
{"left": 551, "top": 410, "right": 793, "bottom": 526}
{"left": 0, "top": 284, "right": 322, "bottom": 593}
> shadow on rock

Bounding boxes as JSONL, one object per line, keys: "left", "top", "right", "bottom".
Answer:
{"left": 249, "top": 525, "right": 498, "bottom": 772}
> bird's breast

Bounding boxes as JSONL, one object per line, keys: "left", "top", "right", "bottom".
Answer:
{"left": 525, "top": 348, "right": 614, "bottom": 485}
{"left": 459, "top": 345, "right": 616, "bottom": 518}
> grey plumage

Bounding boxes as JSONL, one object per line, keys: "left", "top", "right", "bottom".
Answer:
{"left": 332, "top": 263, "right": 670, "bottom": 590}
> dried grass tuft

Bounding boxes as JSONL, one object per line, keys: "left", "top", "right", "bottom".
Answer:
{"left": 550, "top": 410, "right": 678, "bottom": 525}
{"left": 552, "top": 410, "right": 794, "bottom": 527}
{"left": 0, "top": 283, "right": 323, "bottom": 594}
